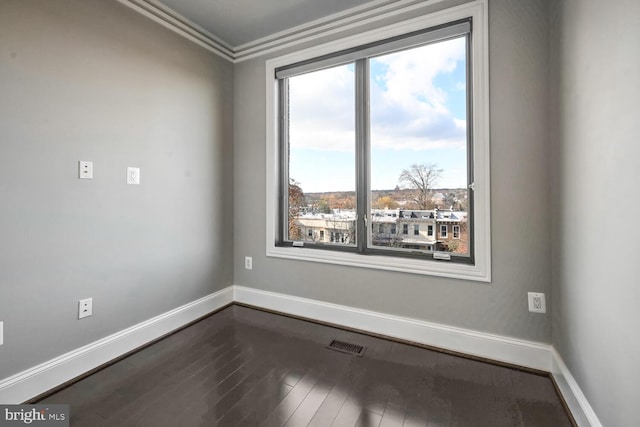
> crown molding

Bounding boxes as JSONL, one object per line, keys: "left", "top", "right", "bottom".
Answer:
{"left": 233, "top": 0, "right": 433, "bottom": 61}
{"left": 115, "top": 0, "right": 452, "bottom": 63}
{"left": 115, "top": 0, "right": 235, "bottom": 62}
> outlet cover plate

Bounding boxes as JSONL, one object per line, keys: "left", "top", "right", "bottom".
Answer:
{"left": 127, "top": 167, "right": 140, "bottom": 185}
{"left": 79, "top": 161, "right": 93, "bottom": 179}
{"left": 244, "top": 256, "right": 252, "bottom": 270}
{"left": 79, "top": 298, "right": 93, "bottom": 319}
{"left": 0, "top": 321, "right": 3, "bottom": 345}
{"left": 528, "top": 292, "right": 546, "bottom": 313}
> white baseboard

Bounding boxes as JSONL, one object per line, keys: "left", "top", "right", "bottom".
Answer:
{"left": 233, "top": 285, "right": 552, "bottom": 371}
{"left": 234, "top": 286, "right": 607, "bottom": 426}
{"left": 551, "top": 348, "right": 602, "bottom": 427}
{"left": 0, "top": 286, "right": 233, "bottom": 404}
{"left": 0, "top": 284, "right": 600, "bottom": 427}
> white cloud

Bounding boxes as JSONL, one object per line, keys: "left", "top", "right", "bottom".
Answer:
{"left": 289, "top": 64, "right": 355, "bottom": 152}
{"left": 370, "top": 37, "right": 467, "bottom": 151}
{"left": 287, "top": 37, "right": 467, "bottom": 153}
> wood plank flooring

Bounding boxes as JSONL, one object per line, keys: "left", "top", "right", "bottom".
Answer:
{"left": 38, "top": 305, "right": 574, "bottom": 426}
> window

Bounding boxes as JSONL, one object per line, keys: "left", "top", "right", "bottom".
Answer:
{"left": 279, "top": 25, "right": 470, "bottom": 257}
{"left": 453, "top": 225, "right": 460, "bottom": 239}
{"left": 320, "top": 230, "right": 325, "bottom": 240}
{"left": 307, "top": 229, "right": 313, "bottom": 238}
{"left": 440, "top": 225, "right": 448, "bottom": 238}
{"left": 266, "top": 1, "right": 490, "bottom": 281}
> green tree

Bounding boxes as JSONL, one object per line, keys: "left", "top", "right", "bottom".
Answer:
{"left": 373, "top": 196, "right": 398, "bottom": 209}
{"left": 317, "top": 198, "right": 331, "bottom": 214}
{"left": 288, "top": 179, "right": 305, "bottom": 240}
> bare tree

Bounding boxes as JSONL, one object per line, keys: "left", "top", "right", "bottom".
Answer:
{"left": 398, "top": 163, "right": 443, "bottom": 209}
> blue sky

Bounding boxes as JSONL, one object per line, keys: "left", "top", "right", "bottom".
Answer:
{"left": 289, "top": 37, "right": 467, "bottom": 193}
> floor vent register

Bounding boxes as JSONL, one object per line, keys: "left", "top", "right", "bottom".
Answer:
{"left": 326, "top": 339, "right": 366, "bottom": 357}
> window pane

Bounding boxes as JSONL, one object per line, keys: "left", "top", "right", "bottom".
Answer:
{"left": 286, "top": 64, "right": 356, "bottom": 246}
{"left": 369, "top": 37, "right": 470, "bottom": 256}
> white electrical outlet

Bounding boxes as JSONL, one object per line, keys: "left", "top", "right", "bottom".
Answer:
{"left": 78, "top": 161, "right": 93, "bottom": 179}
{"left": 528, "top": 292, "right": 546, "bottom": 313}
{"left": 0, "top": 321, "right": 3, "bottom": 346}
{"left": 127, "top": 167, "right": 140, "bottom": 185}
{"left": 78, "top": 298, "right": 93, "bottom": 319}
{"left": 244, "top": 256, "right": 252, "bottom": 270}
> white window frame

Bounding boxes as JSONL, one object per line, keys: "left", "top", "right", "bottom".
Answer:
{"left": 265, "top": 0, "right": 491, "bottom": 282}
{"left": 440, "top": 225, "right": 448, "bottom": 239}
{"left": 453, "top": 225, "right": 461, "bottom": 239}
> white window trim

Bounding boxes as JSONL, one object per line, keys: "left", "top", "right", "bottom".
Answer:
{"left": 453, "top": 225, "right": 461, "bottom": 239}
{"left": 265, "top": 0, "right": 491, "bottom": 282}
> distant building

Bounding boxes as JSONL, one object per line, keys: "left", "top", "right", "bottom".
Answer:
{"left": 433, "top": 209, "right": 468, "bottom": 254}
{"left": 293, "top": 208, "right": 468, "bottom": 254}
{"left": 295, "top": 211, "right": 356, "bottom": 244}
{"left": 377, "top": 209, "right": 438, "bottom": 251}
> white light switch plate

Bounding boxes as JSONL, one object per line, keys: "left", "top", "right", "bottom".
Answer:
{"left": 127, "top": 167, "right": 140, "bottom": 185}
{"left": 0, "top": 321, "right": 4, "bottom": 346}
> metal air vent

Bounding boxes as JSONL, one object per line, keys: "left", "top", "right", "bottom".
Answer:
{"left": 326, "top": 339, "right": 365, "bottom": 356}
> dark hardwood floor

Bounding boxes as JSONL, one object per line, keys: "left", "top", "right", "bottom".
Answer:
{"left": 38, "top": 305, "right": 574, "bottom": 426}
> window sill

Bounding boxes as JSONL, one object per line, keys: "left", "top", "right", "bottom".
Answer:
{"left": 266, "top": 245, "right": 490, "bottom": 282}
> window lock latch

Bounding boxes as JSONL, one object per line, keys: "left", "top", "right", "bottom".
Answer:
{"left": 468, "top": 182, "right": 476, "bottom": 191}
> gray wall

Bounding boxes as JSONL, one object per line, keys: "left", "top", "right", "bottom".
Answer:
{"left": 551, "top": 1, "right": 640, "bottom": 426}
{"left": 0, "top": 0, "right": 234, "bottom": 378}
{"left": 234, "top": 0, "right": 553, "bottom": 343}
{"left": 2, "top": 0, "right": 636, "bottom": 422}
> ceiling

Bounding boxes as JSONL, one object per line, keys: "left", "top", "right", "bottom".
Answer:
{"left": 156, "top": 0, "right": 379, "bottom": 47}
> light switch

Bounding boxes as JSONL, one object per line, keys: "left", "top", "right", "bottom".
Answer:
{"left": 79, "top": 161, "right": 93, "bottom": 179}
{"left": 0, "top": 321, "right": 3, "bottom": 345}
{"left": 127, "top": 167, "right": 140, "bottom": 185}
